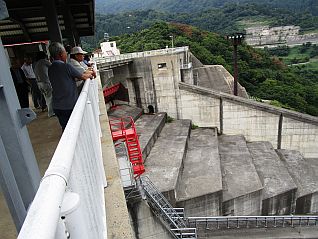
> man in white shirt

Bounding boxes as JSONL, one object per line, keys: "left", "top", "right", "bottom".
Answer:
{"left": 21, "top": 56, "right": 45, "bottom": 110}
{"left": 69, "top": 46, "right": 96, "bottom": 92}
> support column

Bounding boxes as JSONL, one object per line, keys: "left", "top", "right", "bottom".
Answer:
{"left": 60, "top": 0, "right": 78, "bottom": 47}
{"left": 0, "top": 137, "right": 26, "bottom": 231}
{"left": 42, "top": 0, "right": 63, "bottom": 43}
{"left": 277, "top": 113, "right": 283, "bottom": 149}
{"left": 219, "top": 97, "right": 223, "bottom": 135}
{"left": 0, "top": 38, "right": 41, "bottom": 230}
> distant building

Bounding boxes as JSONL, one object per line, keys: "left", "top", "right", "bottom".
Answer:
{"left": 245, "top": 25, "right": 318, "bottom": 47}
{"left": 100, "top": 41, "right": 120, "bottom": 56}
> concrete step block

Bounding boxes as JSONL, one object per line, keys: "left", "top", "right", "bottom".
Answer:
{"left": 218, "top": 135, "right": 263, "bottom": 216}
{"left": 277, "top": 150, "right": 318, "bottom": 214}
{"left": 247, "top": 142, "right": 297, "bottom": 215}
{"left": 135, "top": 112, "right": 167, "bottom": 160}
{"left": 108, "top": 104, "right": 143, "bottom": 122}
{"left": 176, "top": 128, "right": 223, "bottom": 216}
{"left": 143, "top": 119, "right": 191, "bottom": 205}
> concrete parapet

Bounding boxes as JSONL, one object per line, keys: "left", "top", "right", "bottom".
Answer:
{"left": 247, "top": 142, "right": 297, "bottom": 215}
{"left": 218, "top": 135, "right": 263, "bottom": 215}
{"left": 135, "top": 113, "right": 167, "bottom": 159}
{"left": 176, "top": 128, "right": 222, "bottom": 216}
{"left": 98, "top": 79, "right": 134, "bottom": 238}
{"left": 277, "top": 150, "right": 318, "bottom": 214}
{"left": 143, "top": 120, "right": 191, "bottom": 205}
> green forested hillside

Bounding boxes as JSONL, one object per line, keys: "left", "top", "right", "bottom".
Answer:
{"left": 83, "top": 4, "right": 318, "bottom": 49}
{"left": 95, "top": 0, "right": 318, "bottom": 15}
{"left": 111, "top": 22, "right": 318, "bottom": 116}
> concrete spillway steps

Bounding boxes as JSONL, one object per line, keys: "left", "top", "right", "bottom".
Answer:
{"left": 143, "top": 119, "right": 191, "bottom": 205}
{"left": 176, "top": 128, "right": 223, "bottom": 216}
{"left": 277, "top": 150, "right": 318, "bottom": 214}
{"left": 218, "top": 135, "right": 263, "bottom": 216}
{"left": 247, "top": 142, "right": 297, "bottom": 215}
{"left": 134, "top": 113, "right": 167, "bottom": 159}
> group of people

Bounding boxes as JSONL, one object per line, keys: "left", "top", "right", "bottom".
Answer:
{"left": 10, "top": 42, "right": 95, "bottom": 131}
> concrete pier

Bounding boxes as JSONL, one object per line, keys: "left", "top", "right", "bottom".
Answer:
{"left": 144, "top": 120, "right": 191, "bottom": 205}
{"left": 247, "top": 142, "right": 297, "bottom": 215}
{"left": 135, "top": 113, "right": 167, "bottom": 159}
{"left": 176, "top": 128, "right": 222, "bottom": 216}
{"left": 218, "top": 135, "right": 263, "bottom": 215}
{"left": 277, "top": 150, "right": 318, "bottom": 214}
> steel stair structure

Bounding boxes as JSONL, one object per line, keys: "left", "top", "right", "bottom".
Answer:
{"left": 109, "top": 117, "right": 145, "bottom": 177}
{"left": 141, "top": 176, "right": 197, "bottom": 239}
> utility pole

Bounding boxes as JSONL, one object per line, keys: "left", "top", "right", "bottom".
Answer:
{"left": 227, "top": 33, "right": 244, "bottom": 96}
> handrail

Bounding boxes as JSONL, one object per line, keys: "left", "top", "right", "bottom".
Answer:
{"left": 141, "top": 176, "right": 187, "bottom": 229}
{"left": 18, "top": 78, "right": 106, "bottom": 238}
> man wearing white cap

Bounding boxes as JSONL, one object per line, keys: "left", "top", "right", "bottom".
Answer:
{"left": 69, "top": 46, "right": 95, "bottom": 92}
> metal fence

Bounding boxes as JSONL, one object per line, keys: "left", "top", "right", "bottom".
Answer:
{"left": 18, "top": 78, "right": 107, "bottom": 239}
{"left": 187, "top": 215, "right": 318, "bottom": 230}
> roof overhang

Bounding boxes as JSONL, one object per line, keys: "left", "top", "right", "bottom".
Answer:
{"left": 0, "top": 0, "right": 95, "bottom": 45}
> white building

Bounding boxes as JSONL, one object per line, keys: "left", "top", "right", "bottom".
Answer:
{"left": 100, "top": 41, "right": 120, "bottom": 56}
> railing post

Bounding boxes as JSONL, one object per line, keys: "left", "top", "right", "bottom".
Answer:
{"left": 60, "top": 192, "right": 89, "bottom": 239}
{"left": 54, "top": 218, "right": 68, "bottom": 239}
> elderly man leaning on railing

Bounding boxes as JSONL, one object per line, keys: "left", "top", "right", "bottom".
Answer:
{"left": 48, "top": 42, "right": 94, "bottom": 131}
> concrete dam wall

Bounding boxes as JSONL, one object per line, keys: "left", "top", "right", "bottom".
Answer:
{"left": 179, "top": 83, "right": 318, "bottom": 158}
{"left": 98, "top": 47, "right": 318, "bottom": 157}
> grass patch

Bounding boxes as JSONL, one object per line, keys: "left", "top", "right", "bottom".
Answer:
{"left": 276, "top": 44, "right": 318, "bottom": 65}
{"left": 166, "top": 115, "right": 174, "bottom": 123}
{"left": 191, "top": 123, "right": 199, "bottom": 130}
{"left": 290, "top": 59, "right": 318, "bottom": 71}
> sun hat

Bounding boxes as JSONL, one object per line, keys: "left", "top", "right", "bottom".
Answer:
{"left": 70, "top": 46, "right": 87, "bottom": 55}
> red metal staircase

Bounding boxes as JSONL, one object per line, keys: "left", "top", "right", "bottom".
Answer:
{"left": 109, "top": 117, "right": 145, "bottom": 177}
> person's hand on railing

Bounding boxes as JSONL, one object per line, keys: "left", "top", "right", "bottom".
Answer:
{"left": 87, "top": 67, "right": 96, "bottom": 78}
{"left": 82, "top": 68, "right": 96, "bottom": 80}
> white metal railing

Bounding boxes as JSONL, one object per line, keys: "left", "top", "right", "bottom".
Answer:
{"left": 94, "top": 46, "right": 189, "bottom": 65}
{"left": 18, "top": 78, "right": 107, "bottom": 239}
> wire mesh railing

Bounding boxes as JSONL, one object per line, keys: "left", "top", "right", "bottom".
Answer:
{"left": 18, "top": 78, "right": 107, "bottom": 239}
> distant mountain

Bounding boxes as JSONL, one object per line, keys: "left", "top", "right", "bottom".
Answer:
{"left": 88, "top": 4, "right": 318, "bottom": 43}
{"left": 95, "top": 0, "right": 318, "bottom": 15}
